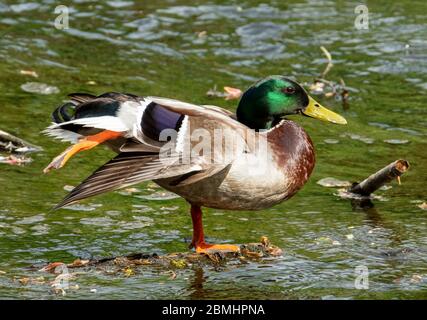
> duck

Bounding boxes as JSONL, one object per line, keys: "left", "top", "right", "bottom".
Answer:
{"left": 44, "top": 75, "right": 347, "bottom": 254}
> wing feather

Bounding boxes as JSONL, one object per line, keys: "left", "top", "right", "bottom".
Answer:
{"left": 54, "top": 152, "right": 199, "bottom": 209}
{"left": 49, "top": 93, "right": 253, "bottom": 208}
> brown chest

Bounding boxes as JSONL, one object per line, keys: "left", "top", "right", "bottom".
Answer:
{"left": 268, "top": 121, "right": 316, "bottom": 199}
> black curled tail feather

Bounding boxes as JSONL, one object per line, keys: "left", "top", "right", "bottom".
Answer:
{"left": 51, "top": 92, "right": 141, "bottom": 124}
{"left": 52, "top": 102, "right": 76, "bottom": 124}
{"left": 51, "top": 92, "right": 99, "bottom": 124}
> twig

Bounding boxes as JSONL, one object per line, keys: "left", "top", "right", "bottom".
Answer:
{"left": 0, "top": 129, "right": 42, "bottom": 153}
{"left": 340, "top": 78, "right": 349, "bottom": 109}
{"left": 320, "top": 46, "right": 333, "bottom": 78}
{"left": 349, "top": 160, "right": 410, "bottom": 196}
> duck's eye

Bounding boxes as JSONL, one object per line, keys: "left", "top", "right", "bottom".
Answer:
{"left": 283, "top": 86, "right": 295, "bottom": 94}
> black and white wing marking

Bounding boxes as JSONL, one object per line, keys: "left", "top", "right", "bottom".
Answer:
{"left": 44, "top": 93, "right": 149, "bottom": 143}
{"left": 52, "top": 95, "right": 250, "bottom": 208}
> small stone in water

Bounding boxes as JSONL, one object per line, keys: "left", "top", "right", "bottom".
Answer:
{"left": 117, "top": 187, "right": 141, "bottom": 195}
{"left": 146, "top": 182, "right": 160, "bottom": 189}
{"left": 341, "top": 133, "right": 374, "bottom": 144}
{"left": 197, "top": 30, "right": 207, "bottom": 38}
{"left": 346, "top": 234, "right": 354, "bottom": 240}
{"left": 105, "top": 210, "right": 122, "bottom": 216}
{"left": 131, "top": 204, "right": 153, "bottom": 213}
{"left": 80, "top": 216, "right": 114, "bottom": 226}
{"left": 118, "top": 220, "right": 152, "bottom": 230}
{"left": 410, "top": 274, "right": 422, "bottom": 283}
{"left": 64, "top": 204, "right": 99, "bottom": 212}
{"left": 160, "top": 206, "right": 179, "bottom": 212}
{"left": 324, "top": 139, "right": 339, "bottom": 144}
{"left": 90, "top": 288, "right": 97, "bottom": 293}
{"left": 21, "top": 82, "right": 60, "bottom": 95}
{"left": 316, "top": 237, "right": 341, "bottom": 245}
{"left": 316, "top": 236, "right": 331, "bottom": 243}
{"left": 309, "top": 81, "right": 325, "bottom": 94}
{"left": 30, "top": 224, "right": 49, "bottom": 235}
{"left": 63, "top": 185, "right": 74, "bottom": 192}
{"left": 136, "top": 191, "right": 179, "bottom": 200}
{"left": 368, "top": 122, "right": 390, "bottom": 129}
{"left": 15, "top": 213, "right": 45, "bottom": 224}
{"left": 418, "top": 202, "right": 427, "bottom": 210}
{"left": 355, "top": 136, "right": 374, "bottom": 144}
{"left": 106, "top": 1, "right": 133, "bottom": 8}
{"left": 384, "top": 139, "right": 409, "bottom": 145}
{"left": 20, "top": 70, "right": 38, "bottom": 78}
{"left": 317, "top": 177, "right": 352, "bottom": 187}
{"left": 11, "top": 226, "right": 25, "bottom": 235}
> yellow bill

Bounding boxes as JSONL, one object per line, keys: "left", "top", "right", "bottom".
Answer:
{"left": 302, "top": 96, "right": 347, "bottom": 125}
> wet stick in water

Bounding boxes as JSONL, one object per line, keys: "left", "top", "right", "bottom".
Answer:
{"left": 0, "top": 129, "right": 42, "bottom": 153}
{"left": 319, "top": 46, "right": 333, "bottom": 79}
{"left": 349, "top": 160, "right": 410, "bottom": 196}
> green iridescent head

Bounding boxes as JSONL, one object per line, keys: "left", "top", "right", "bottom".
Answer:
{"left": 236, "top": 75, "right": 347, "bottom": 129}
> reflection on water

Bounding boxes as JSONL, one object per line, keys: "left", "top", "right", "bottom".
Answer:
{"left": 189, "top": 267, "right": 207, "bottom": 299}
{"left": 0, "top": 0, "right": 427, "bottom": 299}
{"left": 350, "top": 198, "right": 403, "bottom": 246}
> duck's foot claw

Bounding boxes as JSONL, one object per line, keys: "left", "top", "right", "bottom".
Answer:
{"left": 43, "top": 130, "right": 123, "bottom": 174}
{"left": 43, "top": 140, "right": 97, "bottom": 174}
{"left": 194, "top": 243, "right": 240, "bottom": 254}
{"left": 43, "top": 147, "right": 73, "bottom": 173}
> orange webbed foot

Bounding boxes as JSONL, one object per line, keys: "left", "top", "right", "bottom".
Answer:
{"left": 43, "top": 140, "right": 99, "bottom": 173}
{"left": 195, "top": 242, "right": 240, "bottom": 254}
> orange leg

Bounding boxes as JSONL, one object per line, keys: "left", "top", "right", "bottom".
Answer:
{"left": 189, "top": 205, "right": 240, "bottom": 254}
{"left": 43, "top": 130, "right": 122, "bottom": 173}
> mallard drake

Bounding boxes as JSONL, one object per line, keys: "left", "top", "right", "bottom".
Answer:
{"left": 44, "top": 75, "right": 346, "bottom": 253}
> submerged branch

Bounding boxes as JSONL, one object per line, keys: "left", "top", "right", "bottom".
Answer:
{"left": 37, "top": 236, "right": 282, "bottom": 274}
{"left": 320, "top": 46, "right": 333, "bottom": 79}
{"left": 349, "top": 160, "right": 410, "bottom": 196}
{"left": 0, "top": 129, "right": 42, "bottom": 153}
